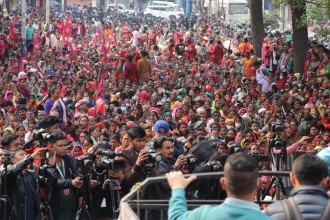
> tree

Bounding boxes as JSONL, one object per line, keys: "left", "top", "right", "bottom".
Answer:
{"left": 192, "top": 0, "right": 206, "bottom": 14}
{"left": 305, "top": 0, "right": 330, "bottom": 36}
{"left": 249, "top": 0, "right": 265, "bottom": 56}
{"left": 264, "top": 9, "right": 280, "bottom": 30}
{"left": 272, "top": 0, "right": 330, "bottom": 74}
{"left": 288, "top": 0, "right": 308, "bottom": 75}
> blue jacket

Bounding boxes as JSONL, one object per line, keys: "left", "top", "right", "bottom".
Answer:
{"left": 169, "top": 188, "right": 273, "bottom": 220}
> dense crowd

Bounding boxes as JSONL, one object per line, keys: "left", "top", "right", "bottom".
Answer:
{"left": 0, "top": 4, "right": 330, "bottom": 220}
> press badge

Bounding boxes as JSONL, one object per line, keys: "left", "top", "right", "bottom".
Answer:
{"left": 64, "top": 189, "right": 70, "bottom": 196}
{"left": 101, "top": 198, "right": 106, "bottom": 207}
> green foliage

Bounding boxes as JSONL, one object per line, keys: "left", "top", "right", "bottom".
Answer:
{"left": 305, "top": 2, "right": 330, "bottom": 36}
{"left": 263, "top": 9, "right": 280, "bottom": 30}
{"left": 272, "top": 0, "right": 330, "bottom": 36}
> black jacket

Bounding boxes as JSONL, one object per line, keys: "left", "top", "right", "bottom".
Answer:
{"left": 3, "top": 155, "right": 41, "bottom": 220}
{"left": 265, "top": 185, "right": 330, "bottom": 219}
{"left": 155, "top": 156, "right": 180, "bottom": 199}
{"left": 145, "top": 156, "right": 179, "bottom": 220}
{"left": 49, "top": 154, "right": 79, "bottom": 220}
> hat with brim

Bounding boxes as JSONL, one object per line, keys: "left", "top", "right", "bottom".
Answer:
{"left": 193, "top": 120, "right": 204, "bottom": 129}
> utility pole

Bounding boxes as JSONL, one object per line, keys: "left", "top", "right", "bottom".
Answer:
{"left": 62, "top": 0, "right": 65, "bottom": 12}
{"left": 221, "top": 0, "right": 224, "bottom": 19}
{"left": 46, "top": 0, "right": 50, "bottom": 28}
{"left": 115, "top": 0, "right": 118, "bottom": 10}
{"left": 21, "top": 0, "right": 26, "bottom": 57}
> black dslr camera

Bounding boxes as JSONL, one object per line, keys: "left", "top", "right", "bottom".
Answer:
{"left": 76, "top": 156, "right": 95, "bottom": 173}
{"left": 203, "top": 161, "right": 223, "bottom": 172}
{"left": 228, "top": 143, "right": 247, "bottom": 154}
{"left": 184, "top": 154, "right": 198, "bottom": 170}
{"left": 97, "top": 149, "right": 127, "bottom": 171}
{"left": 144, "top": 150, "right": 162, "bottom": 175}
{"left": 34, "top": 129, "right": 56, "bottom": 146}
{"left": 251, "top": 153, "right": 269, "bottom": 163}
{"left": 146, "top": 150, "right": 162, "bottom": 163}
{"left": 269, "top": 123, "right": 287, "bottom": 151}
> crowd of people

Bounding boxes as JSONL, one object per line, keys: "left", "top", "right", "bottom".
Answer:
{"left": 0, "top": 3, "right": 329, "bottom": 220}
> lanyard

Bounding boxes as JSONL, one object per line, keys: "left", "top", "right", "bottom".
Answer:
{"left": 56, "top": 159, "right": 66, "bottom": 179}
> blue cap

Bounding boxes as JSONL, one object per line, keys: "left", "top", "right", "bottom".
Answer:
{"left": 154, "top": 120, "right": 169, "bottom": 134}
{"left": 317, "top": 147, "right": 330, "bottom": 178}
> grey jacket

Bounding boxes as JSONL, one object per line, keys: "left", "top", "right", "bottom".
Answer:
{"left": 265, "top": 185, "right": 330, "bottom": 220}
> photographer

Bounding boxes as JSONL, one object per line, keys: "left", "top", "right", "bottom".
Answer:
{"left": 118, "top": 126, "right": 149, "bottom": 195}
{"left": 2, "top": 147, "right": 45, "bottom": 220}
{"left": 146, "top": 120, "right": 184, "bottom": 162}
{"left": 154, "top": 137, "right": 187, "bottom": 197}
{"left": 48, "top": 132, "right": 83, "bottom": 220}
{"left": 88, "top": 142, "right": 125, "bottom": 219}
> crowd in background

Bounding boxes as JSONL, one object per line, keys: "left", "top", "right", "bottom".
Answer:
{"left": 0, "top": 4, "right": 329, "bottom": 220}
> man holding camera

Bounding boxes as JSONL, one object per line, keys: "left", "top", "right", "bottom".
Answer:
{"left": 118, "top": 126, "right": 149, "bottom": 195}
{"left": 48, "top": 132, "right": 83, "bottom": 220}
{"left": 146, "top": 120, "right": 184, "bottom": 162}
{"left": 2, "top": 147, "right": 44, "bottom": 220}
{"left": 154, "top": 137, "right": 187, "bottom": 196}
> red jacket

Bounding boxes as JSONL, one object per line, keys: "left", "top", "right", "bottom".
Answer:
{"left": 185, "top": 43, "right": 196, "bottom": 60}
{"left": 209, "top": 44, "right": 224, "bottom": 65}
{"left": 124, "top": 61, "right": 138, "bottom": 82}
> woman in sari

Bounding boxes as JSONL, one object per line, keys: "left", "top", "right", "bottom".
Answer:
{"left": 122, "top": 22, "right": 132, "bottom": 41}
{"left": 43, "top": 87, "right": 69, "bottom": 125}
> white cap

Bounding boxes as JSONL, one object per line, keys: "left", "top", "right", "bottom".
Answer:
{"left": 258, "top": 108, "right": 266, "bottom": 114}
{"left": 18, "top": 71, "right": 26, "bottom": 79}
{"left": 29, "top": 68, "right": 37, "bottom": 73}
{"left": 196, "top": 107, "right": 205, "bottom": 113}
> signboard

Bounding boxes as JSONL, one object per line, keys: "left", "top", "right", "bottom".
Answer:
{"left": 228, "top": 3, "right": 247, "bottom": 14}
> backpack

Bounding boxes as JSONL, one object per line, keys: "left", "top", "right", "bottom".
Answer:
{"left": 281, "top": 197, "right": 330, "bottom": 220}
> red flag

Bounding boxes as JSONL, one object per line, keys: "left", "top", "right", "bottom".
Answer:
{"left": 65, "top": 15, "right": 72, "bottom": 37}
{"left": 96, "top": 65, "right": 105, "bottom": 115}
{"left": 96, "top": 98, "right": 105, "bottom": 116}
{"left": 96, "top": 27, "right": 102, "bottom": 39}
{"left": 9, "top": 24, "right": 15, "bottom": 47}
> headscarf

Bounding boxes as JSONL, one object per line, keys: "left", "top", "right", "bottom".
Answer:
{"left": 70, "top": 145, "right": 84, "bottom": 158}
{"left": 32, "top": 86, "right": 42, "bottom": 101}
{"left": 172, "top": 107, "right": 183, "bottom": 122}
{"left": 4, "top": 91, "right": 13, "bottom": 101}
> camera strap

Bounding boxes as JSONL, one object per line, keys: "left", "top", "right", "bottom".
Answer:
{"left": 56, "top": 159, "right": 66, "bottom": 179}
